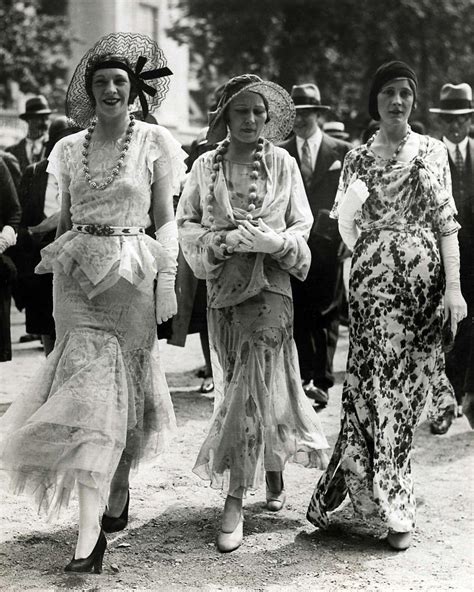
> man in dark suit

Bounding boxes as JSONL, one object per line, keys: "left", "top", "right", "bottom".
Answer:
{"left": 0, "top": 157, "right": 21, "bottom": 362}
{"left": 6, "top": 95, "right": 51, "bottom": 173}
{"left": 12, "top": 116, "right": 81, "bottom": 355}
{"left": 280, "top": 84, "right": 351, "bottom": 407}
{"left": 429, "top": 83, "right": 474, "bottom": 433}
{"left": 5, "top": 96, "right": 52, "bottom": 343}
{"left": 0, "top": 150, "right": 21, "bottom": 190}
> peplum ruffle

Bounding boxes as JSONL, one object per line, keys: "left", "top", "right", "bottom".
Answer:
{"left": 36, "top": 231, "right": 175, "bottom": 299}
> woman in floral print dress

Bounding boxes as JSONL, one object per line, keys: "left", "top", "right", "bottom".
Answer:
{"left": 178, "top": 75, "right": 329, "bottom": 553}
{"left": 307, "top": 61, "right": 467, "bottom": 550}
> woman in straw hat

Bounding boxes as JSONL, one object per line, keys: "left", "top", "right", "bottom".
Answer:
{"left": 307, "top": 61, "right": 467, "bottom": 550}
{"left": 0, "top": 33, "right": 186, "bottom": 572}
{"left": 177, "top": 74, "right": 329, "bottom": 553}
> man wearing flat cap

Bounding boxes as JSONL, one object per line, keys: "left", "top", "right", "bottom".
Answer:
{"left": 280, "top": 83, "right": 351, "bottom": 408}
{"left": 6, "top": 95, "right": 52, "bottom": 173}
{"left": 430, "top": 82, "right": 474, "bottom": 433}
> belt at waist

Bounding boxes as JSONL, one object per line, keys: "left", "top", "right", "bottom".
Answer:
{"left": 72, "top": 223, "right": 145, "bottom": 236}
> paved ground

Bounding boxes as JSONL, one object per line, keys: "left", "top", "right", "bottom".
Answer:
{"left": 0, "top": 309, "right": 473, "bottom": 592}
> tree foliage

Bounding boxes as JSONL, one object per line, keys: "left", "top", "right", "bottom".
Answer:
{"left": 0, "top": 0, "right": 70, "bottom": 109}
{"left": 169, "top": 0, "right": 474, "bottom": 133}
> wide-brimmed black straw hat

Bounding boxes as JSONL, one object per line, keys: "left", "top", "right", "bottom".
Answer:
{"left": 66, "top": 32, "right": 172, "bottom": 127}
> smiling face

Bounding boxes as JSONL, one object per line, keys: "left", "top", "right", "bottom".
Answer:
{"left": 91, "top": 67, "right": 132, "bottom": 120}
{"left": 293, "top": 109, "right": 322, "bottom": 139}
{"left": 226, "top": 91, "right": 267, "bottom": 144}
{"left": 377, "top": 78, "right": 415, "bottom": 126}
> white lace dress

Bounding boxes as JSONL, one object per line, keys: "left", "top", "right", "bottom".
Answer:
{"left": 0, "top": 121, "right": 186, "bottom": 517}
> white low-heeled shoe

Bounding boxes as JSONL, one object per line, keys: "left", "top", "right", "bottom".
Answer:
{"left": 216, "top": 513, "right": 243, "bottom": 553}
{"left": 387, "top": 531, "right": 412, "bottom": 551}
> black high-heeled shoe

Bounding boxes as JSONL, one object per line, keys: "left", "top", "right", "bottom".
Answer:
{"left": 102, "top": 490, "right": 129, "bottom": 533}
{"left": 64, "top": 530, "right": 107, "bottom": 574}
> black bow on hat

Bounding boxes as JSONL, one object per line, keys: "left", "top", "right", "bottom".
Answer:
{"left": 93, "top": 56, "right": 172, "bottom": 119}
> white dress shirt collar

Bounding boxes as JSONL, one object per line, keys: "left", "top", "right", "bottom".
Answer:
{"left": 443, "top": 135, "right": 469, "bottom": 162}
{"left": 296, "top": 127, "right": 323, "bottom": 169}
{"left": 25, "top": 135, "right": 47, "bottom": 162}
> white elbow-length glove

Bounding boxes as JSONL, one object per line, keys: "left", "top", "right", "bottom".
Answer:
{"left": 440, "top": 232, "right": 467, "bottom": 334}
{"left": 337, "top": 179, "right": 369, "bottom": 250}
{"left": 155, "top": 220, "right": 178, "bottom": 324}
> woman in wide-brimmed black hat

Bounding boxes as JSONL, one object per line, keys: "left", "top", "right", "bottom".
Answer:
{"left": 0, "top": 32, "right": 187, "bottom": 573}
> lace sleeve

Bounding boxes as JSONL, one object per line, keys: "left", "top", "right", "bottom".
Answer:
{"left": 146, "top": 125, "right": 187, "bottom": 195}
{"left": 46, "top": 137, "right": 71, "bottom": 197}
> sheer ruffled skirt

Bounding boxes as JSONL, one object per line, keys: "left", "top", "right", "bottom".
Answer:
{"left": 0, "top": 271, "right": 176, "bottom": 518}
{"left": 193, "top": 291, "right": 329, "bottom": 498}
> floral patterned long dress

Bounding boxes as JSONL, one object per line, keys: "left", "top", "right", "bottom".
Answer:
{"left": 177, "top": 142, "right": 329, "bottom": 499}
{"left": 307, "top": 134, "right": 459, "bottom": 533}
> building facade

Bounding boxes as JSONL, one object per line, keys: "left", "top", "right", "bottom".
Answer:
{"left": 0, "top": 0, "right": 197, "bottom": 147}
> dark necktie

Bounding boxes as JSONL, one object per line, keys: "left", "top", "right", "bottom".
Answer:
{"left": 300, "top": 140, "right": 313, "bottom": 185}
{"left": 455, "top": 144, "right": 465, "bottom": 199}
{"left": 31, "top": 140, "right": 44, "bottom": 163}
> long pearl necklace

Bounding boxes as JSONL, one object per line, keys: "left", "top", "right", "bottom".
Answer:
{"left": 207, "top": 137, "right": 264, "bottom": 232}
{"left": 82, "top": 114, "right": 135, "bottom": 190}
{"left": 369, "top": 124, "right": 411, "bottom": 168}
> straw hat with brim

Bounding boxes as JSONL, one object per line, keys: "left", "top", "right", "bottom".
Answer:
{"left": 291, "top": 83, "right": 330, "bottom": 110}
{"left": 323, "top": 121, "right": 349, "bottom": 139}
{"left": 429, "top": 83, "right": 474, "bottom": 115}
{"left": 20, "top": 95, "right": 52, "bottom": 120}
{"left": 207, "top": 75, "right": 295, "bottom": 144}
{"left": 66, "top": 32, "right": 172, "bottom": 128}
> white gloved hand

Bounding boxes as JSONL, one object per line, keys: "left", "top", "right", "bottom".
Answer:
{"left": 440, "top": 232, "right": 467, "bottom": 334}
{"left": 337, "top": 178, "right": 369, "bottom": 250}
{"left": 155, "top": 272, "right": 177, "bottom": 324}
{"left": 0, "top": 225, "right": 17, "bottom": 250}
{"left": 154, "top": 220, "right": 178, "bottom": 324}
{"left": 225, "top": 228, "right": 242, "bottom": 250}
{"left": 337, "top": 179, "right": 369, "bottom": 219}
{"left": 236, "top": 218, "right": 284, "bottom": 254}
{"left": 0, "top": 237, "right": 9, "bottom": 254}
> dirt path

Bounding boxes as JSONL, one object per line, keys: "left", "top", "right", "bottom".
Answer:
{"left": 0, "top": 322, "right": 473, "bottom": 591}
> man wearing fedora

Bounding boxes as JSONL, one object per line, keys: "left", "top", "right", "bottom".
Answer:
{"left": 5, "top": 95, "right": 51, "bottom": 344}
{"left": 6, "top": 95, "right": 52, "bottom": 174}
{"left": 429, "top": 82, "right": 474, "bottom": 434}
{"left": 280, "top": 83, "right": 351, "bottom": 407}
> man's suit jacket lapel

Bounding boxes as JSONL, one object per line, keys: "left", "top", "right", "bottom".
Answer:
{"left": 17, "top": 139, "right": 30, "bottom": 172}
{"left": 285, "top": 136, "right": 299, "bottom": 164}
{"left": 310, "top": 134, "right": 336, "bottom": 189}
{"left": 34, "top": 160, "right": 49, "bottom": 215}
{"left": 468, "top": 138, "right": 474, "bottom": 181}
